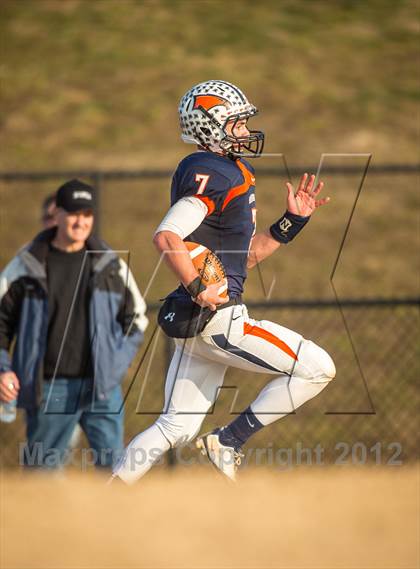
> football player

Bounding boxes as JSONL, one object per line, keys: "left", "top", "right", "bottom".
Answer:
{"left": 112, "top": 80, "right": 335, "bottom": 483}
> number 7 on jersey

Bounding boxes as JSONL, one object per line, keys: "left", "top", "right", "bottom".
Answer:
{"left": 195, "top": 174, "right": 210, "bottom": 194}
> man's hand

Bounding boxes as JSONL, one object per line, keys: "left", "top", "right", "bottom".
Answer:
{"left": 194, "top": 282, "right": 230, "bottom": 311}
{"left": 287, "top": 173, "right": 330, "bottom": 217}
{"left": 0, "top": 372, "right": 20, "bottom": 403}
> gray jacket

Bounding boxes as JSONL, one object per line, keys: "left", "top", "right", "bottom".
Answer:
{"left": 0, "top": 228, "right": 148, "bottom": 408}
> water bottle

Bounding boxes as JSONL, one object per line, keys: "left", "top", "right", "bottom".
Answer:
{"left": 0, "top": 398, "right": 17, "bottom": 423}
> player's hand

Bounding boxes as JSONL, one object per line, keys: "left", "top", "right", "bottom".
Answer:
{"left": 195, "top": 282, "right": 230, "bottom": 311}
{"left": 286, "top": 173, "right": 330, "bottom": 217}
{"left": 0, "top": 371, "right": 20, "bottom": 403}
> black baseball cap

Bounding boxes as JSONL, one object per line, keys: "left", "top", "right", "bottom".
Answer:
{"left": 56, "top": 179, "right": 96, "bottom": 213}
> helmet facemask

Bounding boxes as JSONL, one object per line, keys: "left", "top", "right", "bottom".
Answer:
{"left": 219, "top": 112, "right": 265, "bottom": 158}
{"left": 193, "top": 105, "right": 264, "bottom": 158}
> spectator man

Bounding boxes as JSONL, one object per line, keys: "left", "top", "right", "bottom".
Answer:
{"left": 0, "top": 179, "right": 148, "bottom": 469}
{"left": 42, "top": 191, "right": 84, "bottom": 453}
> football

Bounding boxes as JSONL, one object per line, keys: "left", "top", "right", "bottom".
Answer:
{"left": 184, "top": 241, "right": 228, "bottom": 297}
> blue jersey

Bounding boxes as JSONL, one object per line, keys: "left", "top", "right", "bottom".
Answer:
{"left": 170, "top": 151, "right": 257, "bottom": 298}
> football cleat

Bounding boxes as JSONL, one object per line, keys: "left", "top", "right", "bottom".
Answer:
{"left": 196, "top": 430, "right": 244, "bottom": 481}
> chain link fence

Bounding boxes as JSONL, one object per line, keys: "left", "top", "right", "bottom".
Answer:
{"left": 0, "top": 166, "right": 418, "bottom": 469}
{"left": 1, "top": 299, "right": 418, "bottom": 468}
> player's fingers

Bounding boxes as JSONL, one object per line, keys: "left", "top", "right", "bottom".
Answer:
{"left": 305, "top": 174, "right": 316, "bottom": 194}
{"left": 311, "top": 180, "right": 324, "bottom": 197}
{"left": 286, "top": 182, "right": 295, "bottom": 196}
{"left": 297, "top": 173, "right": 308, "bottom": 193}
{"left": 218, "top": 295, "right": 230, "bottom": 305}
{"left": 315, "top": 197, "right": 330, "bottom": 207}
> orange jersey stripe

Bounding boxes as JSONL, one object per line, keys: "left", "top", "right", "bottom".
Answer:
{"left": 195, "top": 195, "right": 216, "bottom": 216}
{"left": 243, "top": 322, "right": 298, "bottom": 361}
{"left": 221, "top": 160, "right": 255, "bottom": 211}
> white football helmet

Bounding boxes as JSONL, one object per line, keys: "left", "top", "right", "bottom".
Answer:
{"left": 178, "top": 80, "right": 264, "bottom": 157}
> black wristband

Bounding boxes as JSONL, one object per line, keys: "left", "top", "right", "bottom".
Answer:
{"left": 269, "top": 211, "right": 310, "bottom": 244}
{"left": 186, "top": 276, "right": 207, "bottom": 298}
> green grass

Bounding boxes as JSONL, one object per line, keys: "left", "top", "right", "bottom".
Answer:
{"left": 1, "top": 2, "right": 418, "bottom": 296}
{"left": 1, "top": 0, "right": 419, "bottom": 170}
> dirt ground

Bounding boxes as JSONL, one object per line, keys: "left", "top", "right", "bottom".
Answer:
{"left": 1, "top": 465, "right": 418, "bottom": 569}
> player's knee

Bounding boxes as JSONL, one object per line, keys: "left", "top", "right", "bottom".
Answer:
{"left": 299, "top": 340, "right": 336, "bottom": 383}
{"left": 155, "top": 414, "right": 184, "bottom": 447}
{"left": 318, "top": 347, "right": 336, "bottom": 381}
{"left": 155, "top": 414, "right": 200, "bottom": 448}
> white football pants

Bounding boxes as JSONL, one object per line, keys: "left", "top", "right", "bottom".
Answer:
{"left": 114, "top": 304, "right": 336, "bottom": 483}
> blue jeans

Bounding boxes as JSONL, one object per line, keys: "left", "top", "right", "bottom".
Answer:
{"left": 23, "top": 378, "right": 124, "bottom": 470}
